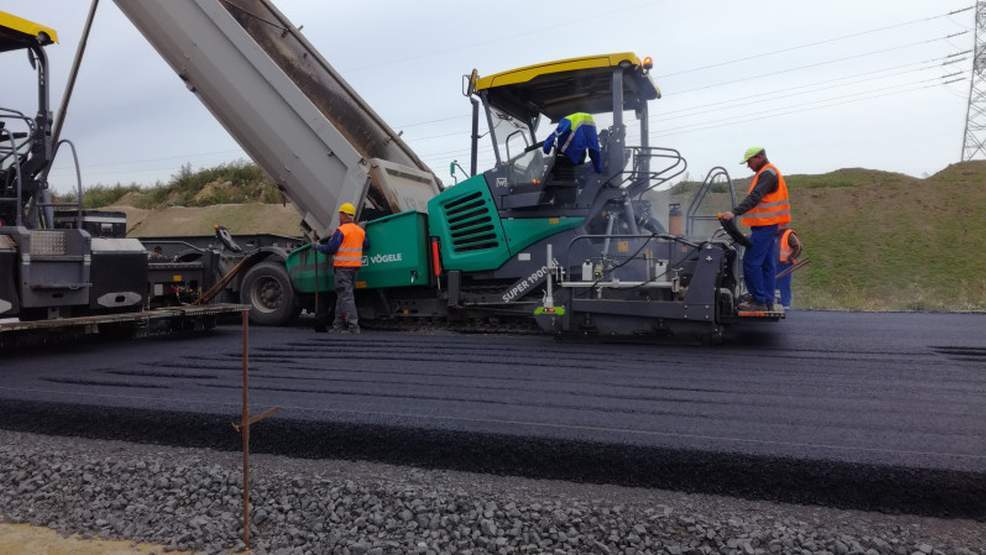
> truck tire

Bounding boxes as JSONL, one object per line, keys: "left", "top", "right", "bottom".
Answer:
{"left": 240, "top": 261, "right": 300, "bottom": 326}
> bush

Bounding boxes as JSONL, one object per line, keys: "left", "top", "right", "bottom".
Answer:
{"left": 52, "top": 182, "right": 142, "bottom": 208}
{"left": 62, "top": 160, "right": 281, "bottom": 209}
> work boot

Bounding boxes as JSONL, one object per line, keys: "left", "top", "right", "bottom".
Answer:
{"left": 737, "top": 300, "right": 769, "bottom": 311}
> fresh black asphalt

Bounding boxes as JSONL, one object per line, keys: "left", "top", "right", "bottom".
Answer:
{"left": 1, "top": 311, "right": 984, "bottom": 518}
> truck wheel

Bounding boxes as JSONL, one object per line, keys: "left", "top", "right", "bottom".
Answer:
{"left": 240, "top": 262, "right": 300, "bottom": 326}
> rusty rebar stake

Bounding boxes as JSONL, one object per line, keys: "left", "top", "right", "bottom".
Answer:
{"left": 237, "top": 309, "right": 280, "bottom": 550}
{"left": 241, "top": 309, "right": 250, "bottom": 549}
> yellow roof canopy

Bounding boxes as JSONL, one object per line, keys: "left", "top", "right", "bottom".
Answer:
{"left": 0, "top": 10, "right": 58, "bottom": 53}
{"left": 471, "top": 52, "right": 660, "bottom": 122}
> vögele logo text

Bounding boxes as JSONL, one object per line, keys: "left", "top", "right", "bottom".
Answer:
{"left": 366, "top": 252, "right": 403, "bottom": 265}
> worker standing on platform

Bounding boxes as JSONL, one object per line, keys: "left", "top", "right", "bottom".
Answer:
{"left": 720, "top": 146, "right": 792, "bottom": 311}
{"left": 315, "top": 202, "right": 368, "bottom": 333}
{"left": 776, "top": 227, "right": 802, "bottom": 310}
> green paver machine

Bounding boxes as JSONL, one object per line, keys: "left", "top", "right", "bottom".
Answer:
{"left": 286, "top": 52, "right": 776, "bottom": 339}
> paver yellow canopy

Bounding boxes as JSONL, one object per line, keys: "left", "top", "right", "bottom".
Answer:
{"left": 469, "top": 52, "right": 660, "bottom": 122}
{"left": 0, "top": 10, "right": 58, "bottom": 52}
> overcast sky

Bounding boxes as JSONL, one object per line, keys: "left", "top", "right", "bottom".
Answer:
{"left": 1, "top": 0, "right": 975, "bottom": 193}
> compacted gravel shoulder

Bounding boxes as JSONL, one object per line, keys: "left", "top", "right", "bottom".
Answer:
{"left": 0, "top": 430, "right": 982, "bottom": 555}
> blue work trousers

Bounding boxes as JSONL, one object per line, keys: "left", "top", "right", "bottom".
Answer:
{"left": 743, "top": 224, "right": 779, "bottom": 305}
{"left": 776, "top": 260, "right": 793, "bottom": 308}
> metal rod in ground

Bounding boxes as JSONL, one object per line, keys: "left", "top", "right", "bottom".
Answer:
{"left": 313, "top": 244, "right": 327, "bottom": 332}
{"left": 314, "top": 244, "right": 320, "bottom": 317}
{"left": 241, "top": 309, "right": 251, "bottom": 549}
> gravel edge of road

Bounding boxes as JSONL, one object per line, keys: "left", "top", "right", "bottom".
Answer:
{"left": 0, "top": 430, "right": 983, "bottom": 555}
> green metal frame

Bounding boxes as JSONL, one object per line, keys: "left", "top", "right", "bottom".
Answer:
{"left": 287, "top": 211, "right": 431, "bottom": 293}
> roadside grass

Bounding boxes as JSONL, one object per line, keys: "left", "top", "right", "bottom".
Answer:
{"left": 677, "top": 162, "right": 986, "bottom": 311}
{"left": 789, "top": 162, "right": 986, "bottom": 311}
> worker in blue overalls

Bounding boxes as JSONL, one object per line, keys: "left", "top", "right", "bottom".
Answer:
{"left": 542, "top": 112, "right": 604, "bottom": 175}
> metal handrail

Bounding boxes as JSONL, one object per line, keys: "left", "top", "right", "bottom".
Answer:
{"left": 49, "top": 139, "right": 85, "bottom": 229}
{"left": 566, "top": 232, "right": 701, "bottom": 254}
{"left": 2, "top": 130, "right": 24, "bottom": 227}
{"left": 685, "top": 166, "right": 734, "bottom": 237}
{"left": 0, "top": 111, "right": 37, "bottom": 229}
{"left": 624, "top": 146, "right": 688, "bottom": 198}
{"left": 0, "top": 112, "right": 36, "bottom": 166}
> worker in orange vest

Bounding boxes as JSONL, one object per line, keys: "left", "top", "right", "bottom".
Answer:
{"left": 720, "top": 146, "right": 792, "bottom": 311}
{"left": 315, "top": 202, "right": 368, "bottom": 333}
{"left": 776, "top": 227, "right": 802, "bottom": 310}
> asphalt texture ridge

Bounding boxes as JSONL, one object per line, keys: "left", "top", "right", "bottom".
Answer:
{"left": 1, "top": 311, "right": 985, "bottom": 519}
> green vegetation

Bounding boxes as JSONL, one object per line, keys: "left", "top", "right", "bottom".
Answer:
{"left": 672, "top": 161, "right": 986, "bottom": 312}
{"left": 782, "top": 163, "right": 986, "bottom": 312}
{"left": 75, "top": 183, "right": 143, "bottom": 208}
{"left": 786, "top": 168, "right": 917, "bottom": 190}
{"left": 59, "top": 160, "right": 281, "bottom": 209}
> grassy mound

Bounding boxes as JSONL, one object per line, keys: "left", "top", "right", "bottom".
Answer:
{"left": 789, "top": 162, "right": 986, "bottom": 311}
{"left": 60, "top": 160, "right": 281, "bottom": 209}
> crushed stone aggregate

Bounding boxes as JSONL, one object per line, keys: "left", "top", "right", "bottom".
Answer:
{"left": 0, "top": 430, "right": 983, "bottom": 554}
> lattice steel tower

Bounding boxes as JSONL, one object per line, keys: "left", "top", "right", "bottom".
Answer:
{"left": 962, "top": 2, "right": 986, "bottom": 160}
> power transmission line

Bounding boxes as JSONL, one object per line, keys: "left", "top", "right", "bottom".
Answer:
{"left": 394, "top": 114, "right": 470, "bottom": 130}
{"left": 48, "top": 148, "right": 244, "bottom": 172}
{"left": 400, "top": 26, "right": 973, "bottom": 135}
{"left": 405, "top": 53, "right": 970, "bottom": 146}
{"left": 420, "top": 66, "right": 969, "bottom": 165}
{"left": 58, "top": 48, "right": 964, "bottom": 173}
{"left": 415, "top": 57, "right": 969, "bottom": 152}
{"left": 657, "top": 5, "right": 974, "bottom": 78}
{"left": 403, "top": 50, "right": 968, "bottom": 145}
{"left": 647, "top": 79, "right": 965, "bottom": 140}
{"left": 433, "top": 75, "right": 963, "bottom": 171}
{"left": 393, "top": 34, "right": 973, "bottom": 137}
{"left": 58, "top": 8, "right": 975, "bottom": 179}
{"left": 672, "top": 32, "right": 969, "bottom": 95}
{"left": 654, "top": 54, "right": 968, "bottom": 121}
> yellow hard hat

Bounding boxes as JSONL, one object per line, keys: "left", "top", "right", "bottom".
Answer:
{"left": 740, "top": 146, "right": 765, "bottom": 164}
{"left": 338, "top": 202, "right": 356, "bottom": 216}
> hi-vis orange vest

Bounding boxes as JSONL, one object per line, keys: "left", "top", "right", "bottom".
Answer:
{"left": 741, "top": 162, "right": 792, "bottom": 228}
{"left": 333, "top": 222, "right": 365, "bottom": 268}
{"left": 779, "top": 228, "right": 799, "bottom": 264}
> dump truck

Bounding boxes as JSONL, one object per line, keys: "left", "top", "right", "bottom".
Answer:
{"left": 0, "top": 0, "right": 444, "bottom": 341}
